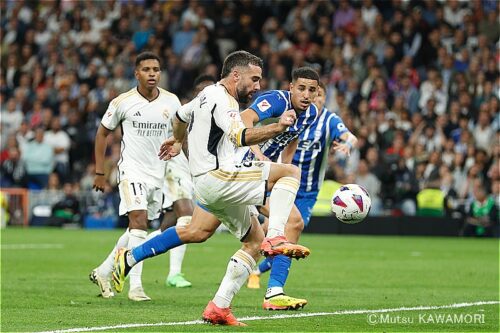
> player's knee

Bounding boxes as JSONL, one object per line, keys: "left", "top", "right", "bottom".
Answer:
{"left": 286, "top": 164, "right": 300, "bottom": 180}
{"left": 128, "top": 213, "right": 148, "bottom": 230}
{"left": 241, "top": 242, "right": 261, "bottom": 260}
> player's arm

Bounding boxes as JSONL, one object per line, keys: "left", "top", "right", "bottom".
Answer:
{"left": 281, "top": 137, "right": 299, "bottom": 164}
{"left": 332, "top": 132, "right": 358, "bottom": 156}
{"left": 240, "top": 108, "right": 269, "bottom": 161}
{"left": 93, "top": 124, "right": 112, "bottom": 192}
{"left": 224, "top": 109, "right": 296, "bottom": 147}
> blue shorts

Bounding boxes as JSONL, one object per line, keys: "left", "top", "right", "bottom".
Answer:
{"left": 295, "top": 193, "right": 318, "bottom": 227}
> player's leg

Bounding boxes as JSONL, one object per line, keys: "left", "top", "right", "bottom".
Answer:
{"left": 112, "top": 205, "right": 220, "bottom": 291}
{"left": 248, "top": 196, "right": 314, "bottom": 292}
{"left": 164, "top": 156, "right": 195, "bottom": 287}
{"left": 261, "top": 162, "right": 309, "bottom": 258}
{"left": 262, "top": 205, "right": 306, "bottom": 310}
{"left": 167, "top": 198, "right": 193, "bottom": 288}
{"left": 90, "top": 179, "right": 150, "bottom": 299}
{"left": 90, "top": 229, "right": 130, "bottom": 298}
{"left": 203, "top": 208, "right": 263, "bottom": 326}
{"left": 126, "top": 209, "right": 150, "bottom": 301}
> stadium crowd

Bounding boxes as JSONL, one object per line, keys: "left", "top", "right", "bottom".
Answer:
{"left": 0, "top": 0, "right": 499, "bottom": 224}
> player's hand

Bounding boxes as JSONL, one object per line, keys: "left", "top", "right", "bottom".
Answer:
{"left": 159, "top": 137, "right": 182, "bottom": 160}
{"left": 92, "top": 175, "right": 106, "bottom": 192}
{"left": 332, "top": 141, "right": 351, "bottom": 156}
{"left": 255, "top": 153, "right": 271, "bottom": 161}
{"left": 278, "top": 110, "right": 297, "bottom": 130}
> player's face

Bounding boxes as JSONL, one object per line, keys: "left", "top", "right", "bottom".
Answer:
{"left": 314, "top": 86, "right": 326, "bottom": 111}
{"left": 236, "top": 64, "right": 262, "bottom": 104}
{"left": 135, "top": 59, "right": 161, "bottom": 90}
{"left": 290, "top": 78, "right": 318, "bottom": 112}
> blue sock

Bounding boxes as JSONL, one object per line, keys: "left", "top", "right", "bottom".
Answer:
{"left": 259, "top": 257, "right": 273, "bottom": 274}
{"left": 131, "top": 226, "right": 183, "bottom": 262}
{"left": 268, "top": 255, "right": 291, "bottom": 289}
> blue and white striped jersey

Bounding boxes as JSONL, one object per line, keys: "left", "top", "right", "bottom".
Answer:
{"left": 292, "top": 108, "right": 349, "bottom": 195}
{"left": 241, "top": 90, "right": 318, "bottom": 162}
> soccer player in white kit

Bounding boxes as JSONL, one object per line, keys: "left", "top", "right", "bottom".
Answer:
{"left": 89, "top": 52, "right": 181, "bottom": 301}
{"left": 113, "top": 51, "right": 310, "bottom": 326}
{"left": 149, "top": 75, "right": 217, "bottom": 288}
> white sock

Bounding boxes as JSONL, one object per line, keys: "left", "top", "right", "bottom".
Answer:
{"left": 168, "top": 216, "right": 191, "bottom": 277}
{"left": 267, "top": 177, "right": 299, "bottom": 238}
{"left": 97, "top": 229, "right": 129, "bottom": 278}
{"left": 265, "top": 287, "right": 284, "bottom": 299}
{"left": 128, "top": 229, "right": 148, "bottom": 290}
{"left": 212, "top": 250, "right": 256, "bottom": 309}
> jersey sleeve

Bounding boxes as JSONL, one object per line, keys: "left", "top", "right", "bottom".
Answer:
{"left": 213, "top": 102, "right": 247, "bottom": 147}
{"left": 329, "top": 112, "right": 350, "bottom": 141}
{"left": 176, "top": 98, "right": 196, "bottom": 123}
{"left": 101, "top": 99, "right": 123, "bottom": 130}
{"left": 248, "top": 91, "right": 287, "bottom": 121}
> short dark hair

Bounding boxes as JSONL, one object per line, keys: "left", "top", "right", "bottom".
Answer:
{"left": 292, "top": 67, "right": 320, "bottom": 83}
{"left": 194, "top": 74, "right": 217, "bottom": 87}
{"left": 135, "top": 52, "right": 161, "bottom": 67}
{"left": 220, "top": 50, "right": 263, "bottom": 78}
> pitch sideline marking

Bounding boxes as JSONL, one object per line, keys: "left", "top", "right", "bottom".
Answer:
{"left": 35, "top": 300, "right": 499, "bottom": 333}
{"left": 1, "top": 243, "right": 64, "bottom": 250}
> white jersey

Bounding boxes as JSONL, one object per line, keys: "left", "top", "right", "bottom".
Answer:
{"left": 176, "top": 83, "right": 247, "bottom": 177}
{"left": 101, "top": 87, "right": 181, "bottom": 187}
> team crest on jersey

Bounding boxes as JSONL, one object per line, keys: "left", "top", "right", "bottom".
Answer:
{"left": 135, "top": 197, "right": 141, "bottom": 204}
{"left": 162, "top": 109, "right": 170, "bottom": 120}
{"left": 257, "top": 99, "right": 271, "bottom": 111}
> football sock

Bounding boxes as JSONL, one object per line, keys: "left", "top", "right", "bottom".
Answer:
{"left": 213, "top": 249, "right": 256, "bottom": 308}
{"left": 265, "top": 255, "right": 291, "bottom": 298}
{"left": 168, "top": 216, "right": 191, "bottom": 277}
{"left": 267, "top": 177, "right": 299, "bottom": 238}
{"left": 257, "top": 256, "right": 273, "bottom": 275}
{"left": 128, "top": 229, "right": 147, "bottom": 290}
{"left": 131, "top": 226, "right": 183, "bottom": 263}
{"left": 97, "top": 229, "right": 129, "bottom": 278}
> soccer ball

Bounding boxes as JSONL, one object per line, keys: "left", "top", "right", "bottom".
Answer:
{"left": 331, "top": 184, "right": 371, "bottom": 224}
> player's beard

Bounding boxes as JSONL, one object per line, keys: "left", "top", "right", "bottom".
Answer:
{"left": 237, "top": 86, "right": 253, "bottom": 104}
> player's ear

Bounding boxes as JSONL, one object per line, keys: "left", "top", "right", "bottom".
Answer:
{"left": 289, "top": 82, "right": 293, "bottom": 91}
{"left": 232, "top": 69, "right": 240, "bottom": 82}
{"left": 134, "top": 69, "right": 139, "bottom": 80}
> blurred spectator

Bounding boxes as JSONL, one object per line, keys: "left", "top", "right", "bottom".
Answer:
{"left": 462, "top": 184, "right": 499, "bottom": 237}
{"left": 1, "top": 98, "right": 23, "bottom": 135}
{"left": 20, "top": 128, "right": 54, "bottom": 190}
{"left": 355, "top": 159, "right": 382, "bottom": 215}
{"left": 51, "top": 182, "right": 81, "bottom": 226}
{"left": 44, "top": 117, "right": 71, "bottom": 182}
{"left": 416, "top": 177, "right": 445, "bottom": 217}
{"left": 0, "top": 147, "right": 26, "bottom": 187}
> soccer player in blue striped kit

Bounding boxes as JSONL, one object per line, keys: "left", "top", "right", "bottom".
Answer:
{"left": 240, "top": 67, "right": 321, "bottom": 310}
{"left": 246, "top": 81, "right": 358, "bottom": 310}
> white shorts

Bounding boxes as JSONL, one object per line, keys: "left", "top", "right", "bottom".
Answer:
{"left": 162, "top": 152, "right": 193, "bottom": 209}
{"left": 118, "top": 179, "right": 162, "bottom": 220}
{"left": 193, "top": 161, "right": 271, "bottom": 239}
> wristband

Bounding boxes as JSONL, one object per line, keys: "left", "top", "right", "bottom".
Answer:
{"left": 95, "top": 172, "right": 105, "bottom": 176}
{"left": 345, "top": 141, "right": 353, "bottom": 149}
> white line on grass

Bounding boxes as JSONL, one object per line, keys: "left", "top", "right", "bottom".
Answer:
{"left": 35, "top": 300, "right": 499, "bottom": 333}
{"left": 1, "top": 243, "right": 64, "bottom": 250}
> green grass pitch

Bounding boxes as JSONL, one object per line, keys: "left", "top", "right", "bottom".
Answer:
{"left": 1, "top": 227, "right": 498, "bottom": 332}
